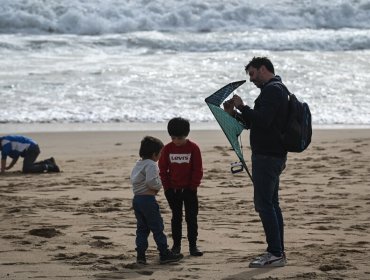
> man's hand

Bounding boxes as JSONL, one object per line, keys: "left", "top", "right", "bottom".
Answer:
{"left": 232, "top": 95, "right": 245, "bottom": 111}
{"left": 223, "top": 99, "right": 236, "bottom": 116}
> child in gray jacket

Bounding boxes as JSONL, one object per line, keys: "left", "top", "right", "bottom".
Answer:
{"left": 130, "top": 136, "right": 183, "bottom": 265}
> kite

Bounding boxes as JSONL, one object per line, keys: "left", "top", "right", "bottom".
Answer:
{"left": 205, "top": 80, "right": 253, "bottom": 182}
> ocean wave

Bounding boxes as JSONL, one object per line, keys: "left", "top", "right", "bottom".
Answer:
{"left": 1, "top": 28, "right": 370, "bottom": 53}
{"left": 1, "top": 46, "right": 370, "bottom": 126}
{"left": 1, "top": 0, "right": 370, "bottom": 35}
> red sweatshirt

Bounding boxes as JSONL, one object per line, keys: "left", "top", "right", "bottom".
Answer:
{"left": 159, "top": 139, "right": 203, "bottom": 191}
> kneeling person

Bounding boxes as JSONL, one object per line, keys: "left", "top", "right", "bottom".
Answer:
{"left": 0, "top": 135, "right": 60, "bottom": 174}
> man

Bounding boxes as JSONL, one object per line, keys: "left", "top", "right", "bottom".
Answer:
{"left": 224, "top": 57, "right": 289, "bottom": 268}
{"left": 0, "top": 135, "right": 60, "bottom": 174}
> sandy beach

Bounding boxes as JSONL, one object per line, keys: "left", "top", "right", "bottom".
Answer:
{"left": 0, "top": 128, "right": 369, "bottom": 280}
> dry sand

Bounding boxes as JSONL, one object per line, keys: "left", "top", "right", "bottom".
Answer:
{"left": 0, "top": 128, "right": 369, "bottom": 280}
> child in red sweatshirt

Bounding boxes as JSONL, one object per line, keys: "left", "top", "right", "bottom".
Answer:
{"left": 159, "top": 117, "right": 203, "bottom": 256}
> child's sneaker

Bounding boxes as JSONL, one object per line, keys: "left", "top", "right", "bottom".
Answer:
{"left": 136, "top": 254, "right": 147, "bottom": 265}
{"left": 171, "top": 245, "right": 181, "bottom": 254}
{"left": 160, "top": 250, "right": 183, "bottom": 264}
{"left": 46, "top": 163, "right": 60, "bottom": 173}
{"left": 46, "top": 157, "right": 56, "bottom": 165}
{"left": 249, "top": 252, "right": 285, "bottom": 268}
{"left": 189, "top": 246, "right": 203, "bottom": 256}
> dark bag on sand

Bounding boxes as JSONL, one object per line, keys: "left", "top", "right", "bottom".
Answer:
{"left": 276, "top": 82, "right": 312, "bottom": 153}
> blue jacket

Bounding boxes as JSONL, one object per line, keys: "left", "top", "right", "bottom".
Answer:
{"left": 0, "top": 135, "right": 38, "bottom": 160}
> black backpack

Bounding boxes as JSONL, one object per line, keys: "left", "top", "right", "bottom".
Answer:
{"left": 276, "top": 82, "right": 312, "bottom": 153}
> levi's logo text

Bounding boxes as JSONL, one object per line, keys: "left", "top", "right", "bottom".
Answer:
{"left": 169, "top": 153, "right": 191, "bottom": 164}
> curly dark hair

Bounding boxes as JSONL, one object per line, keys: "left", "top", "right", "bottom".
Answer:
{"left": 245, "top": 56, "right": 275, "bottom": 74}
{"left": 139, "top": 136, "right": 164, "bottom": 159}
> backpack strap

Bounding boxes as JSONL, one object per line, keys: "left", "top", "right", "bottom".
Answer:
{"left": 267, "top": 80, "right": 291, "bottom": 98}
{"left": 266, "top": 81, "right": 291, "bottom": 141}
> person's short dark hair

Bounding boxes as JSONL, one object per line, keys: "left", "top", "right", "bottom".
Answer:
{"left": 167, "top": 117, "right": 190, "bottom": 137}
{"left": 139, "top": 136, "right": 164, "bottom": 159}
{"left": 245, "top": 56, "right": 275, "bottom": 74}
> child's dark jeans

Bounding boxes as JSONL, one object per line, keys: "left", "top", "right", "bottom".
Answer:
{"left": 165, "top": 188, "right": 199, "bottom": 248}
{"left": 133, "top": 195, "right": 168, "bottom": 255}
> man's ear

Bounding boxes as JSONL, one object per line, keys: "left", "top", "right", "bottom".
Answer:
{"left": 259, "top": 65, "right": 267, "bottom": 73}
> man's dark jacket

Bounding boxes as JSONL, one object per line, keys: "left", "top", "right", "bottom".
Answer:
{"left": 238, "top": 76, "right": 289, "bottom": 158}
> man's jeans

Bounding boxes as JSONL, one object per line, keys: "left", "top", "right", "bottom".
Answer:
{"left": 252, "top": 154, "right": 286, "bottom": 257}
{"left": 133, "top": 195, "right": 168, "bottom": 255}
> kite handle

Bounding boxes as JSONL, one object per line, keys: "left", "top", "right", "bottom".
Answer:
{"left": 230, "top": 161, "right": 244, "bottom": 174}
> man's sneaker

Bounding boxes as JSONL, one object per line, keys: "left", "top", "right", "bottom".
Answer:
{"left": 171, "top": 245, "right": 181, "bottom": 254}
{"left": 249, "top": 252, "right": 285, "bottom": 268}
{"left": 136, "top": 254, "right": 147, "bottom": 265}
{"left": 160, "top": 250, "right": 183, "bottom": 264}
{"left": 189, "top": 246, "right": 203, "bottom": 256}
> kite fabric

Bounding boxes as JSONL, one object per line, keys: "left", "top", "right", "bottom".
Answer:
{"left": 205, "top": 80, "right": 253, "bottom": 182}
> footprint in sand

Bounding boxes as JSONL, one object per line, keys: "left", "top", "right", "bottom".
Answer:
{"left": 213, "top": 145, "right": 230, "bottom": 156}
{"left": 29, "top": 227, "right": 62, "bottom": 238}
{"left": 337, "top": 169, "right": 353, "bottom": 176}
{"left": 314, "top": 225, "right": 340, "bottom": 231}
{"left": 89, "top": 239, "right": 113, "bottom": 248}
{"left": 340, "top": 148, "right": 361, "bottom": 154}
{"left": 319, "top": 263, "right": 348, "bottom": 272}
